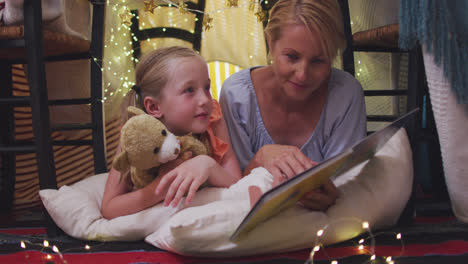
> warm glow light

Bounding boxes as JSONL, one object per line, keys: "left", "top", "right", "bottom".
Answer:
{"left": 313, "top": 245, "right": 320, "bottom": 252}
{"left": 371, "top": 254, "right": 376, "bottom": 260}
{"left": 20, "top": 241, "right": 26, "bottom": 249}
{"left": 43, "top": 240, "right": 49, "bottom": 247}
{"left": 331, "top": 260, "right": 338, "bottom": 264}
{"left": 52, "top": 245, "right": 59, "bottom": 253}
{"left": 47, "top": 254, "right": 52, "bottom": 259}
{"left": 359, "top": 238, "right": 364, "bottom": 244}
{"left": 317, "top": 229, "right": 324, "bottom": 237}
{"left": 85, "top": 245, "right": 91, "bottom": 250}
{"left": 358, "top": 245, "right": 364, "bottom": 251}
{"left": 362, "top": 222, "right": 369, "bottom": 229}
{"left": 396, "top": 233, "right": 402, "bottom": 239}
{"left": 386, "top": 256, "right": 392, "bottom": 262}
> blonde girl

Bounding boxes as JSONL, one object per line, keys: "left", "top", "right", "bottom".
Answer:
{"left": 101, "top": 46, "right": 242, "bottom": 220}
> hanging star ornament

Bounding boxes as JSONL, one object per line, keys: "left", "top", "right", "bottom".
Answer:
{"left": 226, "top": 0, "right": 239, "bottom": 7}
{"left": 255, "top": 10, "right": 268, "bottom": 22}
{"left": 144, "top": 0, "right": 157, "bottom": 14}
{"left": 202, "top": 14, "right": 213, "bottom": 31}
{"left": 249, "top": 0, "right": 258, "bottom": 12}
{"left": 178, "top": 1, "right": 189, "bottom": 14}
{"left": 119, "top": 9, "right": 133, "bottom": 26}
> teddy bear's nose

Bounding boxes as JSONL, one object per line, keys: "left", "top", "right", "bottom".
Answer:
{"left": 174, "top": 148, "right": 180, "bottom": 155}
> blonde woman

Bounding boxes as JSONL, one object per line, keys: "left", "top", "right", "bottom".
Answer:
{"left": 220, "top": 0, "right": 367, "bottom": 211}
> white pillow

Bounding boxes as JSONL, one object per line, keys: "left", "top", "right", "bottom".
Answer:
{"left": 145, "top": 128, "right": 413, "bottom": 257}
{"left": 39, "top": 166, "right": 274, "bottom": 241}
{"left": 40, "top": 128, "right": 412, "bottom": 257}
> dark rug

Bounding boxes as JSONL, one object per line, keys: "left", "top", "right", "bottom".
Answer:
{"left": 1, "top": 217, "right": 467, "bottom": 264}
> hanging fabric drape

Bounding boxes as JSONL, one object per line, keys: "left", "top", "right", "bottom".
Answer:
{"left": 399, "top": 0, "right": 468, "bottom": 110}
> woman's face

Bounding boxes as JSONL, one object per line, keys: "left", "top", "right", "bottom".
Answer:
{"left": 269, "top": 23, "right": 331, "bottom": 101}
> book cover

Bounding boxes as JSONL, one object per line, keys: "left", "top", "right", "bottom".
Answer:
{"left": 230, "top": 108, "right": 419, "bottom": 241}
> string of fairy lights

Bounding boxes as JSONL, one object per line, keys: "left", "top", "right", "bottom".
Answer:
{"left": 90, "top": 0, "right": 270, "bottom": 106}
{"left": 13, "top": 220, "right": 405, "bottom": 263}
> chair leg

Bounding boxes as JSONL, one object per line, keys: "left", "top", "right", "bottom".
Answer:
{"left": 90, "top": 0, "right": 107, "bottom": 174}
{"left": 24, "top": 0, "right": 61, "bottom": 237}
{"left": 0, "top": 63, "right": 15, "bottom": 213}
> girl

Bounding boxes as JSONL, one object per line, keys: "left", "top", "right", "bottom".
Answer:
{"left": 101, "top": 46, "right": 242, "bottom": 220}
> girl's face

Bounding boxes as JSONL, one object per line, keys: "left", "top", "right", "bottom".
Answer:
{"left": 269, "top": 23, "right": 331, "bottom": 101}
{"left": 156, "top": 56, "right": 213, "bottom": 136}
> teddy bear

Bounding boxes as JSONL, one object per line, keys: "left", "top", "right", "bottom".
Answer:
{"left": 112, "top": 106, "right": 211, "bottom": 189}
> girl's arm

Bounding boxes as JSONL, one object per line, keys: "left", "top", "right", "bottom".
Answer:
{"left": 155, "top": 115, "right": 242, "bottom": 207}
{"left": 210, "top": 113, "right": 243, "bottom": 184}
{"left": 100, "top": 143, "right": 167, "bottom": 219}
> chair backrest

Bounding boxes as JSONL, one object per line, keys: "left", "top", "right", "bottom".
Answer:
{"left": 129, "top": 0, "right": 206, "bottom": 60}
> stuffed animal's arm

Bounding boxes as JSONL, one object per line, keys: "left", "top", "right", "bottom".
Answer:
{"left": 113, "top": 151, "right": 130, "bottom": 172}
{"left": 180, "top": 135, "right": 208, "bottom": 156}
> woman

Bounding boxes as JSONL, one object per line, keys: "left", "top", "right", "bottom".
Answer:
{"left": 220, "top": 0, "right": 367, "bottom": 211}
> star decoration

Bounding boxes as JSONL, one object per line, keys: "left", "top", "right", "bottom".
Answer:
{"left": 202, "top": 14, "right": 213, "bottom": 31}
{"left": 226, "top": 0, "right": 239, "bottom": 7}
{"left": 144, "top": 0, "right": 157, "bottom": 14}
{"left": 119, "top": 9, "right": 133, "bottom": 26}
{"left": 255, "top": 10, "right": 268, "bottom": 22}
{"left": 178, "top": 1, "right": 189, "bottom": 14}
{"left": 249, "top": 0, "right": 258, "bottom": 12}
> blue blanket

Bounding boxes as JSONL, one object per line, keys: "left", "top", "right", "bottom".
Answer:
{"left": 399, "top": 0, "right": 468, "bottom": 111}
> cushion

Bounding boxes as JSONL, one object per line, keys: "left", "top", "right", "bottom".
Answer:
{"left": 40, "top": 128, "right": 412, "bottom": 257}
{"left": 39, "top": 167, "right": 274, "bottom": 242}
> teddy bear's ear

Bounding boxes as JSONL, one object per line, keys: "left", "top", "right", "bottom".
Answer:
{"left": 127, "top": 106, "right": 146, "bottom": 118}
{"left": 112, "top": 150, "right": 131, "bottom": 172}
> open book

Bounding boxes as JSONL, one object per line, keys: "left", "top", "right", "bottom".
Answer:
{"left": 230, "top": 108, "right": 419, "bottom": 241}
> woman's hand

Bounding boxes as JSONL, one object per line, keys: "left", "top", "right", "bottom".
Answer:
{"left": 248, "top": 144, "right": 317, "bottom": 185}
{"left": 299, "top": 179, "right": 338, "bottom": 211}
{"left": 155, "top": 155, "right": 215, "bottom": 207}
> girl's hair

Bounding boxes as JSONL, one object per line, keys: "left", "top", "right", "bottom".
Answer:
{"left": 120, "top": 46, "right": 203, "bottom": 124}
{"left": 264, "top": 0, "right": 345, "bottom": 62}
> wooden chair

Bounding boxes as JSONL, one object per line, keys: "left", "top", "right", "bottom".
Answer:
{"left": 0, "top": 0, "right": 106, "bottom": 235}
{"left": 337, "top": 0, "right": 447, "bottom": 224}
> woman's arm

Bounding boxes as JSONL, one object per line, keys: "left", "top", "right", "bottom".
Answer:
{"left": 100, "top": 143, "right": 167, "bottom": 219}
{"left": 245, "top": 144, "right": 338, "bottom": 211}
{"left": 244, "top": 144, "right": 316, "bottom": 179}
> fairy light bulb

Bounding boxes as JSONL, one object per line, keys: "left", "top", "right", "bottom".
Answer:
{"left": 331, "top": 260, "right": 338, "bottom": 264}
{"left": 317, "top": 229, "right": 324, "bottom": 237}
{"left": 52, "top": 245, "right": 59, "bottom": 253}
{"left": 313, "top": 245, "right": 320, "bottom": 252}
{"left": 358, "top": 245, "right": 364, "bottom": 251}
{"left": 20, "top": 241, "right": 26, "bottom": 248}
{"left": 396, "top": 233, "right": 402, "bottom": 239}
{"left": 359, "top": 238, "right": 364, "bottom": 244}
{"left": 85, "top": 245, "right": 91, "bottom": 250}
{"left": 386, "top": 256, "right": 392, "bottom": 263}
{"left": 370, "top": 254, "right": 376, "bottom": 260}
{"left": 43, "top": 240, "right": 49, "bottom": 247}
{"left": 362, "top": 221, "right": 369, "bottom": 229}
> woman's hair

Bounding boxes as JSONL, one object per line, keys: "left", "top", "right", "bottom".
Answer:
{"left": 120, "top": 46, "right": 202, "bottom": 124}
{"left": 264, "top": 0, "right": 346, "bottom": 62}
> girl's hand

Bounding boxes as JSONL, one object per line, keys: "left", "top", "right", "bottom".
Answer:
{"left": 157, "top": 151, "right": 193, "bottom": 178}
{"left": 254, "top": 144, "right": 317, "bottom": 185}
{"left": 299, "top": 179, "right": 338, "bottom": 211}
{"left": 155, "top": 155, "right": 215, "bottom": 207}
